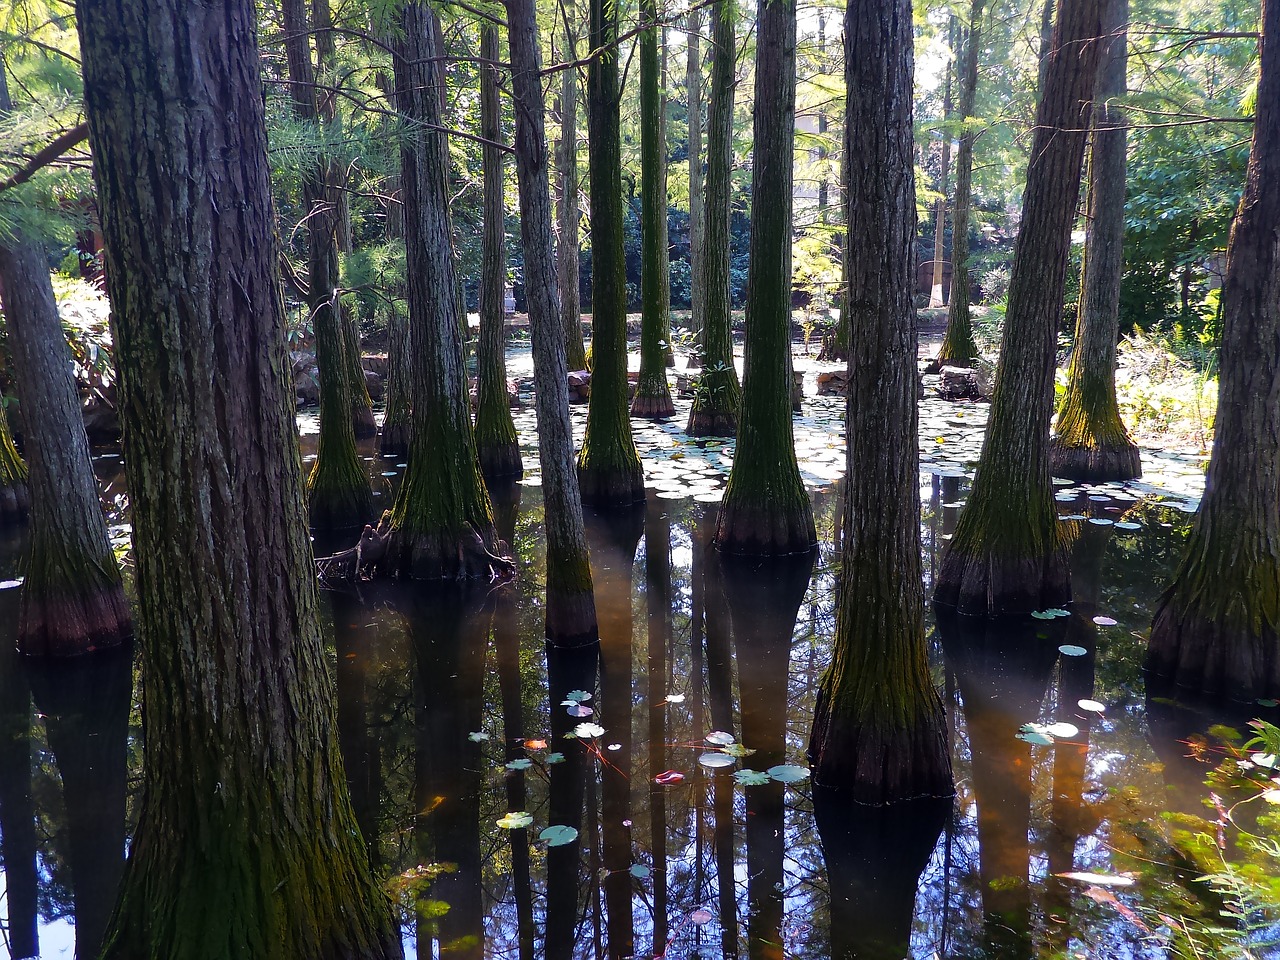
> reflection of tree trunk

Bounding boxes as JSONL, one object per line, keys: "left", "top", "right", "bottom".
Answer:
{"left": 404, "top": 585, "right": 491, "bottom": 960}
{"left": 0, "top": 616, "right": 38, "bottom": 960}
{"left": 721, "top": 555, "right": 814, "bottom": 960}
{"left": 939, "top": 610, "right": 1063, "bottom": 959}
{"left": 586, "top": 506, "right": 644, "bottom": 958}
{"left": 816, "top": 793, "right": 949, "bottom": 960}
{"left": 28, "top": 644, "right": 133, "bottom": 960}
{"left": 645, "top": 499, "right": 672, "bottom": 953}
{"left": 713, "top": 766, "right": 739, "bottom": 958}
{"left": 330, "top": 591, "right": 380, "bottom": 866}
{"left": 702, "top": 512, "right": 737, "bottom": 736}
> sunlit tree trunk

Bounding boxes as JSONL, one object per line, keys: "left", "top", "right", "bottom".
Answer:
{"left": 1147, "top": 0, "right": 1280, "bottom": 700}
{"left": 715, "top": 0, "right": 815, "bottom": 553}
{"left": 935, "top": 0, "right": 1104, "bottom": 614}
{"left": 687, "top": 12, "right": 706, "bottom": 348}
{"left": 1050, "top": 0, "right": 1141, "bottom": 482}
{"left": 930, "top": 15, "right": 955, "bottom": 308}
{"left": 557, "top": 2, "right": 589, "bottom": 371}
{"left": 75, "top": 0, "right": 401, "bottom": 952}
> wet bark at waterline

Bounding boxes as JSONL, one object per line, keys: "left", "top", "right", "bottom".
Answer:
{"left": 75, "top": 0, "right": 402, "bottom": 952}
{"left": 1147, "top": 0, "right": 1280, "bottom": 701}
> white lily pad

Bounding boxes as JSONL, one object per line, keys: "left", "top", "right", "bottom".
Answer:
{"left": 766, "top": 764, "right": 810, "bottom": 784}
{"left": 1077, "top": 699, "right": 1106, "bottom": 713}
{"left": 699, "top": 752, "right": 736, "bottom": 769}
{"left": 1058, "top": 644, "right": 1088, "bottom": 657}
{"left": 574, "top": 722, "right": 605, "bottom": 739}
{"left": 705, "top": 731, "right": 736, "bottom": 746}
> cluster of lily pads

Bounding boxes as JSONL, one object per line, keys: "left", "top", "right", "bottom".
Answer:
{"left": 1015, "top": 699, "right": 1106, "bottom": 746}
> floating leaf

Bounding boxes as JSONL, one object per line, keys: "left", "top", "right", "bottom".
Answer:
{"left": 0, "top": 578, "right": 23, "bottom": 590}
{"left": 539, "top": 825, "right": 579, "bottom": 846}
{"left": 630, "top": 864, "right": 651, "bottom": 879}
{"left": 566, "top": 704, "right": 595, "bottom": 718}
{"left": 733, "top": 769, "right": 772, "bottom": 786}
{"left": 1087, "top": 518, "right": 1114, "bottom": 526}
{"left": 654, "top": 770, "right": 685, "bottom": 785}
{"left": 690, "top": 908, "right": 714, "bottom": 925}
{"left": 1078, "top": 699, "right": 1106, "bottom": 713}
{"left": 496, "top": 812, "right": 533, "bottom": 830}
{"left": 1263, "top": 789, "right": 1280, "bottom": 804}
{"left": 1056, "top": 872, "right": 1136, "bottom": 888}
{"left": 545, "top": 752, "right": 566, "bottom": 764}
{"left": 524, "top": 739, "right": 548, "bottom": 750}
{"left": 467, "top": 731, "right": 490, "bottom": 742}
{"left": 1251, "top": 752, "right": 1277, "bottom": 769}
{"left": 699, "top": 752, "right": 736, "bottom": 769}
{"left": 506, "top": 759, "right": 533, "bottom": 771}
{"left": 1258, "top": 699, "right": 1280, "bottom": 708}
{"left": 1046, "top": 722, "right": 1079, "bottom": 738}
{"left": 1092, "top": 615, "right": 1118, "bottom": 626}
{"left": 664, "top": 693, "right": 686, "bottom": 704}
{"left": 1059, "top": 644, "right": 1088, "bottom": 657}
{"left": 1115, "top": 521, "right": 1141, "bottom": 530}
{"left": 705, "top": 731, "right": 736, "bottom": 745}
{"left": 564, "top": 690, "right": 593, "bottom": 703}
{"left": 607, "top": 743, "right": 621, "bottom": 751}
{"left": 766, "top": 764, "right": 810, "bottom": 784}
{"left": 574, "top": 722, "right": 605, "bottom": 739}
{"left": 1016, "top": 731, "right": 1054, "bottom": 746}
{"left": 720, "top": 743, "right": 756, "bottom": 758}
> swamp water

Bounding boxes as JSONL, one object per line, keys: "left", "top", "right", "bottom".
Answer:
{"left": 2, "top": 384, "right": 1278, "bottom": 960}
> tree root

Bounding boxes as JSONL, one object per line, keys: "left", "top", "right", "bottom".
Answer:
{"left": 317, "top": 513, "right": 517, "bottom": 583}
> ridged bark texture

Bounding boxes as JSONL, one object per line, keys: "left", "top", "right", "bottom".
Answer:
{"left": 506, "top": 0, "right": 599, "bottom": 645}
{"left": 74, "top": 0, "right": 402, "bottom": 954}
{"left": 475, "top": 26, "right": 523, "bottom": 480}
{"left": 632, "top": 0, "right": 676, "bottom": 419}
{"left": 686, "top": 0, "right": 742, "bottom": 437}
{"left": 0, "top": 239, "right": 131, "bottom": 656}
{"left": 341, "top": 301, "right": 376, "bottom": 439}
{"left": 687, "top": 12, "right": 706, "bottom": 345}
{"left": 819, "top": 151, "right": 852, "bottom": 363}
{"left": 935, "top": 0, "right": 985, "bottom": 368}
{"left": 935, "top": 0, "right": 1104, "bottom": 614}
{"left": 577, "top": 0, "right": 645, "bottom": 504}
{"left": 387, "top": 3, "right": 502, "bottom": 579}
{"left": 1147, "top": 0, "right": 1280, "bottom": 701}
{"left": 808, "top": 0, "right": 952, "bottom": 803}
{"left": 1050, "top": 0, "right": 1141, "bottom": 482}
{"left": 379, "top": 300, "right": 413, "bottom": 455}
{"left": 715, "top": 0, "right": 815, "bottom": 554}
{"left": 0, "top": 401, "right": 28, "bottom": 522}
{"left": 557, "top": 4, "right": 588, "bottom": 372}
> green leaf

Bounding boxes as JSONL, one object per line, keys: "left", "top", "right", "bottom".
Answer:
{"left": 629, "top": 864, "right": 651, "bottom": 879}
{"left": 496, "top": 812, "right": 533, "bottom": 830}
{"left": 539, "top": 825, "right": 579, "bottom": 846}
{"left": 733, "top": 769, "right": 772, "bottom": 786}
{"left": 505, "top": 758, "right": 533, "bottom": 771}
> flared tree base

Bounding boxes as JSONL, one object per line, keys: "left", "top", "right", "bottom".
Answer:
{"left": 381, "top": 524, "right": 515, "bottom": 581}
{"left": 352, "top": 404, "right": 378, "bottom": 440}
{"left": 809, "top": 692, "right": 953, "bottom": 804}
{"left": 379, "top": 419, "right": 411, "bottom": 457}
{"left": 817, "top": 331, "right": 849, "bottom": 364}
{"left": 577, "top": 463, "right": 645, "bottom": 508}
{"left": 1148, "top": 601, "right": 1280, "bottom": 701}
{"left": 478, "top": 442, "right": 524, "bottom": 481}
{"left": 715, "top": 499, "right": 816, "bottom": 556}
{"left": 0, "top": 480, "right": 30, "bottom": 523}
{"left": 630, "top": 382, "right": 676, "bottom": 419}
{"left": 1048, "top": 436, "right": 1142, "bottom": 483}
{"left": 308, "top": 484, "right": 373, "bottom": 533}
{"left": 19, "top": 580, "right": 132, "bottom": 657}
{"left": 545, "top": 588, "right": 600, "bottom": 648}
{"left": 935, "top": 543, "right": 1071, "bottom": 616}
{"left": 686, "top": 404, "right": 737, "bottom": 437}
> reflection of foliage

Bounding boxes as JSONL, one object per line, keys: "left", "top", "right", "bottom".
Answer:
{"left": 51, "top": 273, "right": 114, "bottom": 405}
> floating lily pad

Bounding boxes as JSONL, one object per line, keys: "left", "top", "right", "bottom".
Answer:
{"left": 699, "top": 752, "right": 736, "bottom": 769}
{"left": 1045, "top": 722, "right": 1079, "bottom": 738}
{"left": 467, "top": 731, "right": 490, "bottom": 742}
{"left": 1078, "top": 699, "right": 1106, "bottom": 713}
{"left": 566, "top": 704, "right": 594, "bottom": 718}
{"left": 690, "top": 908, "right": 714, "bottom": 925}
{"left": 1257, "top": 699, "right": 1279, "bottom": 708}
{"left": 1016, "top": 731, "right": 1054, "bottom": 746}
{"left": 573, "top": 722, "right": 605, "bottom": 739}
{"left": 720, "top": 742, "right": 756, "bottom": 758}
{"left": 0, "top": 578, "right": 23, "bottom": 590}
{"left": 766, "top": 764, "right": 810, "bottom": 784}
{"left": 1114, "top": 521, "right": 1141, "bottom": 530}
{"left": 496, "top": 812, "right": 533, "bottom": 830}
{"left": 705, "top": 730, "right": 736, "bottom": 746}
{"left": 505, "top": 758, "right": 533, "bottom": 771}
{"left": 545, "top": 752, "right": 566, "bottom": 764}
{"left": 540, "top": 825, "right": 579, "bottom": 846}
{"left": 733, "top": 769, "right": 772, "bottom": 786}
{"left": 630, "top": 864, "right": 651, "bottom": 879}
{"left": 1056, "top": 871, "right": 1136, "bottom": 888}
{"left": 664, "top": 693, "right": 686, "bottom": 704}
{"left": 1087, "top": 517, "right": 1114, "bottom": 526}
{"left": 1058, "top": 644, "right": 1088, "bottom": 657}
{"left": 1092, "top": 616, "right": 1118, "bottom": 626}
{"left": 564, "top": 690, "right": 593, "bottom": 703}
{"left": 654, "top": 770, "right": 685, "bottom": 785}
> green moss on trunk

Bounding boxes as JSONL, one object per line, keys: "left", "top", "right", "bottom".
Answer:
{"left": 342, "top": 301, "right": 377, "bottom": 440}
{"left": 379, "top": 304, "right": 413, "bottom": 456}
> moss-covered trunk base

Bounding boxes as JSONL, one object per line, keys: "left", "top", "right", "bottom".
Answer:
{"left": 477, "top": 442, "right": 524, "bottom": 480}
{"left": 629, "top": 374, "right": 676, "bottom": 419}
{"left": 352, "top": 406, "right": 377, "bottom": 440}
{"left": 686, "top": 368, "right": 740, "bottom": 437}
{"left": 18, "top": 580, "right": 131, "bottom": 657}
{"left": 0, "top": 480, "right": 30, "bottom": 523}
{"left": 714, "top": 497, "right": 816, "bottom": 556}
{"left": 381, "top": 525, "right": 515, "bottom": 581}
{"left": 577, "top": 463, "right": 645, "bottom": 508}
{"left": 935, "top": 544, "right": 1071, "bottom": 615}
{"left": 686, "top": 406, "right": 737, "bottom": 437}
{"left": 379, "top": 418, "right": 411, "bottom": 457}
{"left": 1048, "top": 436, "right": 1141, "bottom": 483}
{"left": 545, "top": 589, "right": 600, "bottom": 648}
{"left": 1148, "top": 602, "right": 1280, "bottom": 701}
{"left": 307, "top": 468, "right": 373, "bottom": 533}
{"left": 817, "top": 331, "right": 848, "bottom": 363}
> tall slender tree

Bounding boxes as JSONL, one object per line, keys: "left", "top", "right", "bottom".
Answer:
{"left": 808, "top": 0, "right": 952, "bottom": 802}
{"left": 1050, "top": 0, "right": 1141, "bottom": 482}
{"left": 0, "top": 401, "right": 27, "bottom": 522}
{"left": 632, "top": 0, "right": 677, "bottom": 419}
{"left": 1147, "top": 0, "right": 1280, "bottom": 700}
{"left": 929, "top": 15, "right": 956, "bottom": 308}
{"left": 687, "top": 13, "right": 706, "bottom": 346}
{"left": 935, "top": 0, "right": 1104, "bottom": 614}
{"left": 506, "top": 0, "right": 599, "bottom": 645}
{"left": 686, "top": 0, "right": 742, "bottom": 436}
{"left": 557, "top": 2, "right": 589, "bottom": 372}
{"left": 715, "top": 0, "right": 815, "bottom": 553}
{"left": 475, "top": 25, "right": 523, "bottom": 479}
{"left": 74, "top": 0, "right": 401, "bottom": 952}
{"left": 577, "top": 0, "right": 645, "bottom": 504}
{"left": 385, "top": 3, "right": 505, "bottom": 578}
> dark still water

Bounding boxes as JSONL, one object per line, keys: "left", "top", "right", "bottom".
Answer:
{"left": 1, "top": 411, "right": 1277, "bottom": 960}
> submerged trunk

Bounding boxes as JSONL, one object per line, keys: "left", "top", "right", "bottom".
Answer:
{"left": 686, "top": 0, "right": 742, "bottom": 437}
{"left": 935, "top": 0, "right": 1104, "bottom": 614}
{"left": 557, "top": 3, "right": 589, "bottom": 372}
{"left": 0, "top": 239, "right": 131, "bottom": 656}
{"left": 808, "top": 0, "right": 952, "bottom": 803}
{"left": 386, "top": 3, "right": 504, "bottom": 579}
{"left": 1050, "top": 0, "right": 1141, "bottom": 482}
{"left": 632, "top": 0, "right": 676, "bottom": 419}
{"left": 475, "top": 25, "right": 523, "bottom": 479}
{"left": 75, "top": 0, "right": 401, "bottom": 953}
{"left": 577, "top": 0, "right": 645, "bottom": 504}
{"left": 1147, "top": 0, "right": 1280, "bottom": 700}
{"left": 506, "top": 0, "right": 599, "bottom": 644}
{"left": 0, "top": 634, "right": 37, "bottom": 960}
{"left": 934, "top": 0, "right": 985, "bottom": 368}
{"left": 715, "top": 0, "right": 814, "bottom": 553}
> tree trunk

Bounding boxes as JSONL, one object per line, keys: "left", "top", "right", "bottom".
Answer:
{"left": 0, "top": 239, "right": 132, "bottom": 655}
{"left": 1050, "top": 0, "right": 1141, "bottom": 482}
{"left": 577, "top": 0, "right": 645, "bottom": 505}
{"left": 506, "top": 0, "right": 599, "bottom": 644}
{"left": 379, "top": 296, "right": 413, "bottom": 455}
{"left": 687, "top": 12, "right": 706, "bottom": 350}
{"left": 282, "top": 0, "right": 373, "bottom": 531}
{"left": 0, "top": 632, "right": 37, "bottom": 960}
{"left": 341, "top": 300, "right": 376, "bottom": 439}
{"left": 643, "top": 499, "right": 671, "bottom": 956}
{"left": 74, "top": 0, "right": 401, "bottom": 953}
{"left": 686, "top": 0, "right": 742, "bottom": 436}
{"left": 632, "top": 0, "right": 676, "bottom": 418}
{"left": 1147, "top": 0, "right": 1280, "bottom": 700}
{"left": 930, "top": 15, "right": 955, "bottom": 308}
{"left": 386, "top": 2, "right": 504, "bottom": 579}
{"left": 475, "top": 25, "right": 523, "bottom": 479}
{"left": 557, "top": 4, "right": 589, "bottom": 372}
{"left": 808, "top": 0, "right": 952, "bottom": 802}
{"left": 818, "top": 146, "right": 852, "bottom": 363}
{"left": 935, "top": 0, "right": 1104, "bottom": 615}
{"left": 714, "top": 0, "right": 815, "bottom": 553}
{"left": 934, "top": 0, "right": 986, "bottom": 368}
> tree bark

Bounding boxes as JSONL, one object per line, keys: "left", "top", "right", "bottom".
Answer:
{"left": 686, "top": 0, "right": 742, "bottom": 436}
{"left": 377, "top": 70, "right": 412, "bottom": 457}
{"left": 0, "top": 631, "right": 37, "bottom": 960}
{"left": 1050, "top": 0, "right": 1141, "bottom": 482}
{"left": 808, "top": 0, "right": 952, "bottom": 802}
{"left": 632, "top": 0, "right": 676, "bottom": 418}
{"left": 386, "top": 2, "right": 504, "bottom": 579}
{"left": 475, "top": 25, "right": 523, "bottom": 479}
{"left": 506, "top": 0, "right": 599, "bottom": 644}
{"left": 1147, "top": 0, "right": 1280, "bottom": 700}
{"left": 714, "top": 0, "right": 815, "bottom": 553}
{"left": 577, "top": 0, "right": 645, "bottom": 505}
{"left": 930, "top": 15, "right": 956, "bottom": 308}
{"left": 687, "top": 13, "right": 706, "bottom": 348}
{"left": 935, "top": 0, "right": 1104, "bottom": 615}
{"left": 74, "top": 0, "right": 401, "bottom": 953}
{"left": 557, "top": 3, "right": 589, "bottom": 372}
